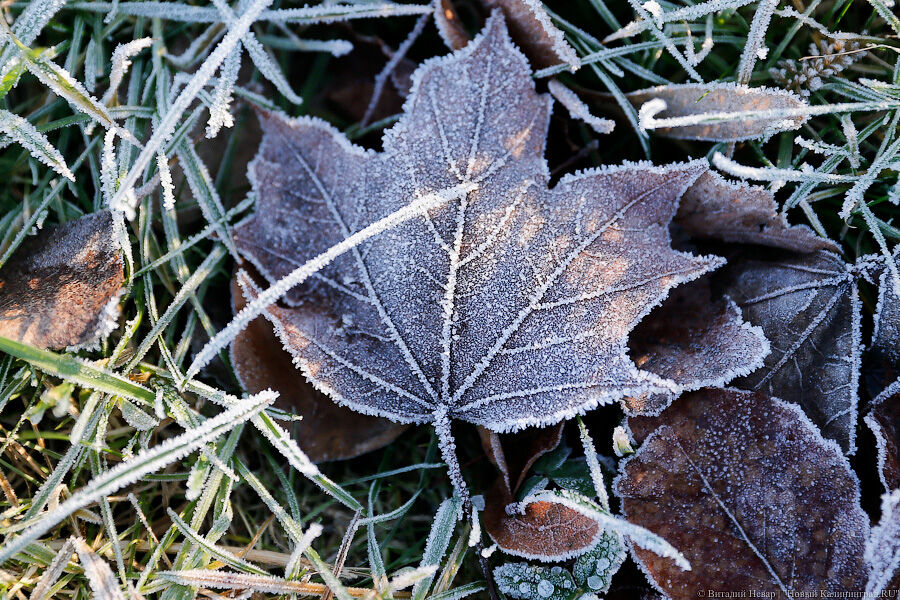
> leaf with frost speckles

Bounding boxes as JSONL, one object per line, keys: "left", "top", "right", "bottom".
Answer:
{"left": 870, "top": 252, "right": 900, "bottom": 389}
{"left": 723, "top": 250, "right": 861, "bottom": 453}
{"left": 617, "top": 388, "right": 869, "bottom": 600}
{"left": 494, "top": 562, "right": 578, "bottom": 600}
{"left": 0, "top": 211, "right": 124, "bottom": 350}
{"left": 231, "top": 268, "right": 407, "bottom": 463}
{"left": 866, "top": 489, "right": 900, "bottom": 596}
{"left": 230, "top": 14, "right": 722, "bottom": 500}
{"left": 865, "top": 379, "right": 900, "bottom": 493}
{"left": 675, "top": 170, "right": 838, "bottom": 253}
{"left": 572, "top": 531, "right": 626, "bottom": 595}
{"left": 625, "top": 276, "right": 769, "bottom": 416}
{"left": 630, "top": 83, "right": 807, "bottom": 142}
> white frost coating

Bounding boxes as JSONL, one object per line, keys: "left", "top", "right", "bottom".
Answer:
{"left": 736, "top": 0, "right": 776, "bottom": 83}
{"left": 0, "top": 391, "right": 275, "bottom": 567}
{"left": 160, "top": 570, "right": 322, "bottom": 594}
{"left": 547, "top": 80, "right": 614, "bottom": 135}
{"left": 612, "top": 426, "right": 631, "bottom": 457}
{"left": 865, "top": 379, "right": 900, "bottom": 493}
{"left": 725, "top": 251, "right": 860, "bottom": 453}
{"left": 712, "top": 152, "right": 856, "bottom": 183}
{"left": 102, "top": 37, "right": 152, "bottom": 105}
{"left": 494, "top": 562, "right": 577, "bottom": 600}
{"left": 576, "top": 418, "right": 609, "bottom": 510}
{"left": 157, "top": 152, "right": 176, "bottom": 210}
{"left": 468, "top": 504, "right": 482, "bottom": 547}
{"left": 514, "top": 0, "right": 580, "bottom": 70}
{"left": 285, "top": 522, "right": 323, "bottom": 576}
{"left": 866, "top": 489, "right": 900, "bottom": 596}
{"left": 206, "top": 46, "right": 240, "bottom": 138}
{"left": 209, "top": 0, "right": 303, "bottom": 106}
{"left": 74, "top": 538, "right": 125, "bottom": 600}
{"left": 29, "top": 537, "right": 75, "bottom": 600}
{"left": 604, "top": 0, "right": 756, "bottom": 42}
{"left": 0, "top": 109, "right": 75, "bottom": 181}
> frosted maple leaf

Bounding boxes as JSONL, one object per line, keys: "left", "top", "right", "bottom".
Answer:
{"left": 230, "top": 14, "right": 722, "bottom": 500}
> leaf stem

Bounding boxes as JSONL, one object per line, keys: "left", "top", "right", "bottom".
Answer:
{"left": 432, "top": 408, "right": 499, "bottom": 600}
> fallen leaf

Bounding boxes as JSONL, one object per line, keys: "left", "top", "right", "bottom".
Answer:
{"left": 483, "top": 481, "right": 603, "bottom": 561}
{"left": 478, "top": 423, "right": 564, "bottom": 495}
{"left": 232, "top": 14, "right": 722, "bottom": 448}
{"left": 629, "top": 83, "right": 807, "bottom": 142}
{"left": 866, "top": 489, "right": 900, "bottom": 596}
{"left": 723, "top": 250, "right": 860, "bottom": 453}
{"left": 625, "top": 276, "right": 770, "bottom": 416}
{"left": 0, "top": 211, "right": 124, "bottom": 350}
{"left": 231, "top": 269, "right": 407, "bottom": 463}
{"left": 865, "top": 379, "right": 900, "bottom": 492}
{"left": 675, "top": 170, "right": 839, "bottom": 253}
{"left": 870, "top": 257, "right": 900, "bottom": 391}
{"left": 435, "top": 0, "right": 579, "bottom": 71}
{"left": 616, "top": 388, "right": 870, "bottom": 599}
{"left": 434, "top": 0, "right": 471, "bottom": 51}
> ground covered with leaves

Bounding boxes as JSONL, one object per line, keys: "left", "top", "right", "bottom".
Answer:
{"left": 1, "top": 0, "right": 900, "bottom": 598}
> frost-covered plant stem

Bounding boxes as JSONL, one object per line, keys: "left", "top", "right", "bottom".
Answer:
{"left": 432, "top": 406, "right": 500, "bottom": 600}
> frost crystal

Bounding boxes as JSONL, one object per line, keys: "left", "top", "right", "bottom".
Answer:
{"left": 865, "top": 489, "right": 900, "bottom": 596}
{"left": 494, "top": 562, "right": 577, "bottom": 600}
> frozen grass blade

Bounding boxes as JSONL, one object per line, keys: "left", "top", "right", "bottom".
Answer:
{"left": 0, "top": 390, "right": 275, "bottom": 566}
{"left": 0, "top": 336, "right": 154, "bottom": 403}
{"left": 73, "top": 538, "right": 126, "bottom": 600}
{"left": 0, "top": 109, "right": 74, "bottom": 180}
{"left": 411, "top": 496, "right": 462, "bottom": 600}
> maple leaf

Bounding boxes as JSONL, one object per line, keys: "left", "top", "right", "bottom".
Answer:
{"left": 0, "top": 211, "right": 124, "bottom": 350}
{"left": 722, "top": 250, "right": 861, "bottom": 453}
{"left": 230, "top": 269, "right": 407, "bottom": 463}
{"left": 229, "top": 14, "right": 721, "bottom": 500}
{"left": 617, "top": 388, "right": 869, "bottom": 599}
{"left": 625, "top": 276, "right": 770, "bottom": 416}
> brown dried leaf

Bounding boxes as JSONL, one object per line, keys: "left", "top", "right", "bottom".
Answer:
{"left": 0, "top": 211, "right": 124, "bottom": 350}
{"left": 435, "top": 0, "right": 578, "bottom": 71}
{"left": 478, "top": 422, "right": 564, "bottom": 494}
{"left": 865, "top": 379, "right": 900, "bottom": 493}
{"left": 625, "top": 276, "right": 769, "bottom": 416}
{"left": 231, "top": 269, "right": 407, "bottom": 463}
{"left": 483, "top": 480, "right": 603, "bottom": 561}
{"left": 629, "top": 83, "right": 807, "bottom": 142}
{"left": 434, "top": 0, "right": 471, "bottom": 51}
{"left": 616, "top": 388, "right": 869, "bottom": 599}
{"left": 676, "top": 171, "right": 839, "bottom": 253}
{"left": 723, "top": 251, "right": 861, "bottom": 453}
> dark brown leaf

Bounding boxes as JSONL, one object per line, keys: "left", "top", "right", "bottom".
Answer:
{"left": 625, "top": 276, "right": 769, "bottom": 416}
{"left": 435, "top": 0, "right": 578, "bottom": 71}
{"left": 483, "top": 480, "right": 603, "bottom": 561}
{"left": 723, "top": 250, "right": 860, "bottom": 453}
{"left": 676, "top": 171, "right": 839, "bottom": 253}
{"left": 0, "top": 211, "right": 124, "bottom": 350}
{"left": 231, "top": 269, "right": 407, "bottom": 463}
{"left": 865, "top": 379, "right": 900, "bottom": 492}
{"left": 616, "top": 388, "right": 869, "bottom": 599}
